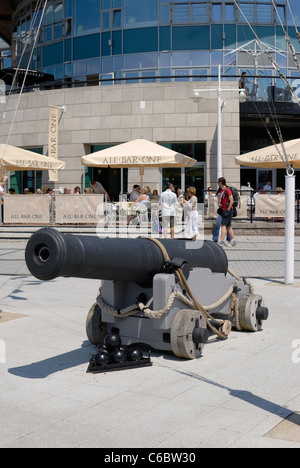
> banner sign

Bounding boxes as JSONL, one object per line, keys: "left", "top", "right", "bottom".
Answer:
{"left": 255, "top": 194, "right": 286, "bottom": 218}
{"left": 4, "top": 195, "right": 50, "bottom": 224}
{"left": 48, "top": 106, "right": 59, "bottom": 182}
{"left": 207, "top": 195, "right": 248, "bottom": 219}
{"left": 55, "top": 195, "right": 104, "bottom": 224}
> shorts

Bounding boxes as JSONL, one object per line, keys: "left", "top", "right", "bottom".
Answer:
{"left": 162, "top": 215, "right": 175, "bottom": 228}
{"left": 221, "top": 210, "right": 233, "bottom": 227}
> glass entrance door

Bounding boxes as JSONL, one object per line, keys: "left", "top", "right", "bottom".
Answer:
{"left": 257, "top": 169, "right": 275, "bottom": 191}
{"left": 162, "top": 167, "right": 182, "bottom": 193}
{"left": 161, "top": 142, "right": 206, "bottom": 201}
{"left": 162, "top": 164, "right": 205, "bottom": 202}
{"left": 185, "top": 165, "right": 205, "bottom": 202}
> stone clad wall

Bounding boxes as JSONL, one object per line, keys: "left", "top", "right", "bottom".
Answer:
{"left": 0, "top": 81, "right": 240, "bottom": 190}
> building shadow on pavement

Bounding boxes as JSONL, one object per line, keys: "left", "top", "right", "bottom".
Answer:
{"left": 173, "top": 368, "right": 293, "bottom": 422}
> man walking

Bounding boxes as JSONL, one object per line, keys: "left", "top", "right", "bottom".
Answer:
{"left": 217, "top": 177, "right": 237, "bottom": 247}
{"left": 159, "top": 182, "right": 177, "bottom": 239}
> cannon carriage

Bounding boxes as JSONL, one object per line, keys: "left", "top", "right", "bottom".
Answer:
{"left": 25, "top": 228, "right": 269, "bottom": 360}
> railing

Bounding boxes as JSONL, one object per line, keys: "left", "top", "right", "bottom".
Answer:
{"left": 0, "top": 194, "right": 104, "bottom": 226}
{"left": 5, "top": 74, "right": 300, "bottom": 105}
{"left": 204, "top": 189, "right": 300, "bottom": 223}
{"left": 1, "top": 191, "right": 299, "bottom": 226}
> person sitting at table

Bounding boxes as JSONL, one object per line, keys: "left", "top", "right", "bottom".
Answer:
{"left": 127, "top": 187, "right": 150, "bottom": 225}
{"left": 152, "top": 189, "right": 160, "bottom": 201}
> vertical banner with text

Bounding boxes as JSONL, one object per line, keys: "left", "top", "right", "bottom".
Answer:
{"left": 0, "top": 79, "right": 7, "bottom": 182}
{"left": 48, "top": 106, "right": 59, "bottom": 182}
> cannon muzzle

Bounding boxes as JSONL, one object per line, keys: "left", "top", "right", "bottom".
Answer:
{"left": 25, "top": 228, "right": 228, "bottom": 286}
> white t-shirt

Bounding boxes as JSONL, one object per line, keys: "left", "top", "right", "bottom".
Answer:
{"left": 159, "top": 189, "right": 177, "bottom": 216}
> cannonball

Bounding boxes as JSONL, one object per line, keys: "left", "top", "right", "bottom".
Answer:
{"left": 127, "top": 347, "right": 143, "bottom": 362}
{"left": 94, "top": 351, "right": 110, "bottom": 366}
{"left": 104, "top": 332, "right": 122, "bottom": 351}
{"left": 111, "top": 348, "right": 127, "bottom": 364}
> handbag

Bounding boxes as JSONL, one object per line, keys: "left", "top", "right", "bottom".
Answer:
{"left": 217, "top": 207, "right": 223, "bottom": 216}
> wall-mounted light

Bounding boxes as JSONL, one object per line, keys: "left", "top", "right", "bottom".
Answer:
{"left": 192, "top": 91, "right": 203, "bottom": 103}
{"left": 239, "top": 90, "right": 247, "bottom": 103}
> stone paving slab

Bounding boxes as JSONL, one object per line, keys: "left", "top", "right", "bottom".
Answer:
{"left": 0, "top": 235, "right": 299, "bottom": 448}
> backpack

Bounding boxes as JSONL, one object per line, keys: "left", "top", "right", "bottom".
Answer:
{"left": 227, "top": 187, "right": 240, "bottom": 208}
{"left": 224, "top": 187, "right": 239, "bottom": 218}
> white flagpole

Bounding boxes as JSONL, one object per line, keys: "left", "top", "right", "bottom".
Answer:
{"left": 285, "top": 169, "right": 295, "bottom": 284}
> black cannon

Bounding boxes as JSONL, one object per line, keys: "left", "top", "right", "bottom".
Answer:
{"left": 25, "top": 227, "right": 228, "bottom": 285}
{"left": 25, "top": 228, "right": 269, "bottom": 359}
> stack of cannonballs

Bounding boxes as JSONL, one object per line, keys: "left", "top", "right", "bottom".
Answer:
{"left": 90, "top": 331, "right": 145, "bottom": 371}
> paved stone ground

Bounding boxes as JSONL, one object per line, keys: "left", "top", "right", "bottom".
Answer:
{"left": 1, "top": 235, "right": 299, "bottom": 280}
{"left": 223, "top": 236, "right": 300, "bottom": 280}
{"left": 0, "top": 235, "right": 299, "bottom": 448}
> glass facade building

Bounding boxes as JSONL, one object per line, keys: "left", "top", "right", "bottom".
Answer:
{"left": 1, "top": 0, "right": 299, "bottom": 195}
{"left": 10, "top": 0, "right": 299, "bottom": 94}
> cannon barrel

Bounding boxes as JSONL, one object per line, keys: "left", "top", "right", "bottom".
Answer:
{"left": 25, "top": 228, "right": 228, "bottom": 286}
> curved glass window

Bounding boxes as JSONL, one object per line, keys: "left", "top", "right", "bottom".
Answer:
{"left": 9, "top": 0, "right": 300, "bottom": 99}
{"left": 124, "top": 0, "right": 158, "bottom": 29}
{"left": 192, "top": 3, "right": 209, "bottom": 23}
{"left": 74, "top": 0, "right": 100, "bottom": 36}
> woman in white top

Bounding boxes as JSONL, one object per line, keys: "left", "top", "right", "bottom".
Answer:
{"left": 184, "top": 186, "right": 198, "bottom": 240}
{"left": 0, "top": 175, "right": 8, "bottom": 194}
{"left": 128, "top": 187, "right": 150, "bottom": 225}
{"left": 133, "top": 187, "right": 150, "bottom": 207}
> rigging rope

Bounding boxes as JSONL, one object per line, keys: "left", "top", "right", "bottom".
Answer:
{"left": 272, "top": 0, "right": 300, "bottom": 76}
{"left": 1, "top": 0, "right": 47, "bottom": 178}
{"left": 2, "top": 0, "right": 46, "bottom": 112}
{"left": 233, "top": 0, "right": 298, "bottom": 104}
{"left": 286, "top": 0, "right": 300, "bottom": 45}
{"left": 233, "top": 0, "right": 295, "bottom": 170}
{"left": 6, "top": 0, "right": 48, "bottom": 147}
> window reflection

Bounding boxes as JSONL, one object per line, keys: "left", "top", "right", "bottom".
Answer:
{"left": 124, "top": 54, "right": 140, "bottom": 69}
{"left": 8, "top": 0, "right": 299, "bottom": 100}
{"left": 74, "top": 0, "right": 100, "bottom": 36}
{"left": 192, "top": 3, "right": 208, "bottom": 22}
{"left": 191, "top": 51, "right": 210, "bottom": 66}
{"left": 212, "top": 4, "right": 222, "bottom": 22}
{"left": 225, "top": 4, "right": 235, "bottom": 22}
{"left": 173, "top": 51, "right": 191, "bottom": 67}
{"left": 124, "top": 0, "right": 158, "bottom": 28}
{"left": 174, "top": 69, "right": 189, "bottom": 82}
{"left": 174, "top": 4, "right": 189, "bottom": 23}
{"left": 113, "top": 10, "right": 122, "bottom": 28}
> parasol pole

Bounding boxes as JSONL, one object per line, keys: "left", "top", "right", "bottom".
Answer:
{"left": 0, "top": 163, "right": 4, "bottom": 182}
{"left": 139, "top": 166, "right": 144, "bottom": 188}
{"left": 0, "top": 145, "right": 4, "bottom": 181}
{"left": 285, "top": 168, "right": 295, "bottom": 284}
